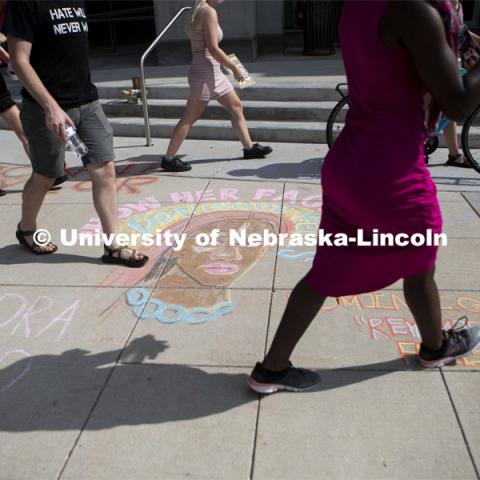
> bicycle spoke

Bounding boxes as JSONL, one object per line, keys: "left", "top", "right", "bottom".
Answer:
{"left": 462, "top": 106, "right": 480, "bottom": 173}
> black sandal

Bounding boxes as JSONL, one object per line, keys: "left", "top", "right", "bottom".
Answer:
{"left": 51, "top": 175, "right": 69, "bottom": 188}
{"left": 101, "top": 245, "right": 149, "bottom": 268}
{"left": 446, "top": 154, "right": 472, "bottom": 168}
{"left": 16, "top": 223, "right": 58, "bottom": 255}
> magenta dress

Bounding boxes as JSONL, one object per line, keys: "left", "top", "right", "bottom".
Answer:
{"left": 188, "top": 24, "right": 234, "bottom": 101}
{"left": 305, "top": 0, "right": 443, "bottom": 297}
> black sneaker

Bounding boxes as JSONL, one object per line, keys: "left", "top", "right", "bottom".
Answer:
{"left": 161, "top": 156, "right": 192, "bottom": 172}
{"left": 419, "top": 317, "right": 480, "bottom": 368}
{"left": 51, "top": 175, "right": 68, "bottom": 188}
{"left": 243, "top": 143, "right": 273, "bottom": 160}
{"left": 248, "top": 362, "right": 319, "bottom": 394}
{"left": 0, "top": 188, "right": 6, "bottom": 197}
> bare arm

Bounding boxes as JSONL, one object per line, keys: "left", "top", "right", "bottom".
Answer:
{"left": 393, "top": 1, "right": 480, "bottom": 122}
{"left": 201, "top": 8, "right": 243, "bottom": 81}
{"left": 8, "top": 35, "right": 74, "bottom": 140}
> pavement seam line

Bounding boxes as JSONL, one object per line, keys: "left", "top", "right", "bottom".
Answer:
{"left": 440, "top": 369, "right": 480, "bottom": 480}
{"left": 56, "top": 183, "right": 212, "bottom": 479}
{"left": 262, "top": 181, "right": 286, "bottom": 357}
{"left": 2, "top": 284, "right": 480, "bottom": 294}
{"left": 270, "top": 181, "right": 287, "bottom": 294}
{"left": 56, "top": 286, "right": 158, "bottom": 480}
{"left": 462, "top": 192, "right": 480, "bottom": 220}
{"left": 115, "top": 361, "right": 466, "bottom": 373}
{"left": 249, "top": 182, "right": 287, "bottom": 480}
{"left": 249, "top": 396, "right": 262, "bottom": 480}
{"left": 148, "top": 177, "right": 213, "bottom": 293}
{"left": 56, "top": 177, "right": 231, "bottom": 478}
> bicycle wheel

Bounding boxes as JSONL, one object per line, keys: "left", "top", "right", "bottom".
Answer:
{"left": 326, "top": 96, "right": 349, "bottom": 149}
{"left": 461, "top": 105, "right": 480, "bottom": 173}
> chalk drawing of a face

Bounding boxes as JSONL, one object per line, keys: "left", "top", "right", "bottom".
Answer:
{"left": 148, "top": 210, "right": 292, "bottom": 314}
{"left": 170, "top": 214, "right": 280, "bottom": 288}
{"left": 98, "top": 202, "right": 313, "bottom": 322}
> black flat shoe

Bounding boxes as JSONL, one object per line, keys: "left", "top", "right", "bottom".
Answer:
{"left": 244, "top": 143, "right": 273, "bottom": 159}
{"left": 161, "top": 156, "right": 192, "bottom": 172}
{"left": 0, "top": 189, "right": 6, "bottom": 197}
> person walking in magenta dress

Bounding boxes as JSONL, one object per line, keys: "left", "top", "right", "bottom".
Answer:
{"left": 160, "top": 0, "right": 272, "bottom": 172}
{"left": 248, "top": 0, "right": 480, "bottom": 394}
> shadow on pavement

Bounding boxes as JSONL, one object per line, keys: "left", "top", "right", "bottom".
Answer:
{"left": 430, "top": 176, "right": 480, "bottom": 186}
{"left": 0, "top": 339, "right": 417, "bottom": 432}
{"left": 0, "top": 245, "right": 102, "bottom": 265}
{"left": 121, "top": 154, "right": 234, "bottom": 167}
{"left": 227, "top": 157, "right": 323, "bottom": 180}
{"left": 61, "top": 156, "right": 232, "bottom": 182}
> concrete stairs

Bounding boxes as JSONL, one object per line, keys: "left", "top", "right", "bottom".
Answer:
{"left": 96, "top": 82, "right": 340, "bottom": 144}
{"left": 2, "top": 68, "right": 470, "bottom": 147}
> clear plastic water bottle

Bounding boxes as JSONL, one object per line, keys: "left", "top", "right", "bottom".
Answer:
{"left": 65, "top": 126, "right": 88, "bottom": 158}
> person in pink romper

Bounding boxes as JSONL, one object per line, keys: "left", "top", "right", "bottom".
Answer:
{"left": 160, "top": 0, "right": 272, "bottom": 172}
{"left": 248, "top": 0, "right": 480, "bottom": 394}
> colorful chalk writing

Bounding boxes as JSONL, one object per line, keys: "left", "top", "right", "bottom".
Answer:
{"left": 0, "top": 293, "right": 80, "bottom": 340}
{"left": 0, "top": 350, "right": 32, "bottom": 393}
{"left": 347, "top": 293, "right": 480, "bottom": 367}
{"left": 0, "top": 293, "right": 80, "bottom": 393}
{"left": 90, "top": 194, "right": 479, "bottom": 368}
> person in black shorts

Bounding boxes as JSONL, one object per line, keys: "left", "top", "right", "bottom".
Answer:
{"left": 4, "top": 0, "right": 148, "bottom": 266}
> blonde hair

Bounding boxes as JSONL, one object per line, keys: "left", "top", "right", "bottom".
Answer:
{"left": 191, "top": 0, "right": 208, "bottom": 25}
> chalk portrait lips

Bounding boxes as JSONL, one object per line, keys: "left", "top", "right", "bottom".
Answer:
{"left": 200, "top": 263, "right": 240, "bottom": 275}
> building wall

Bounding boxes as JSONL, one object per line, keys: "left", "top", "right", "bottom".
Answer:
{"left": 152, "top": 0, "right": 284, "bottom": 65}
{"left": 256, "top": 0, "right": 284, "bottom": 54}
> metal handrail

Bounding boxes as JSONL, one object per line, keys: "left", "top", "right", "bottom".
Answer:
{"left": 140, "top": 6, "right": 192, "bottom": 146}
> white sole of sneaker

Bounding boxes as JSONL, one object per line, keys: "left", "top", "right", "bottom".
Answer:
{"left": 419, "top": 340, "right": 480, "bottom": 368}
{"left": 247, "top": 377, "right": 311, "bottom": 394}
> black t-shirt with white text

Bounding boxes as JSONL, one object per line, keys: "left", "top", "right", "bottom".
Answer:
{"left": 3, "top": 1, "right": 98, "bottom": 108}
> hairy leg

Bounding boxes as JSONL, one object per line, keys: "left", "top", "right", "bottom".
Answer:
{"left": 19, "top": 172, "right": 56, "bottom": 252}
{"left": 87, "top": 161, "right": 145, "bottom": 260}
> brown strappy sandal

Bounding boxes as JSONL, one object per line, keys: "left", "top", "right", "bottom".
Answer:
{"left": 101, "top": 245, "right": 149, "bottom": 268}
{"left": 446, "top": 153, "right": 472, "bottom": 168}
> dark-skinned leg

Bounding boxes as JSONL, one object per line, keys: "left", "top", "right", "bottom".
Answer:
{"left": 262, "top": 276, "right": 327, "bottom": 372}
{"left": 403, "top": 266, "right": 443, "bottom": 350}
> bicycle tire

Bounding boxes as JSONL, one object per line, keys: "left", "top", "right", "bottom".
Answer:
{"left": 461, "top": 105, "right": 480, "bottom": 173}
{"left": 326, "top": 95, "right": 349, "bottom": 149}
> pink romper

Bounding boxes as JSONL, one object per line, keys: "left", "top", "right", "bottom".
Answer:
{"left": 305, "top": 0, "right": 443, "bottom": 297}
{"left": 188, "top": 24, "right": 234, "bottom": 101}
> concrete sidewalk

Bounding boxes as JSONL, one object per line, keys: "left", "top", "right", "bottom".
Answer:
{"left": 0, "top": 130, "right": 479, "bottom": 480}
